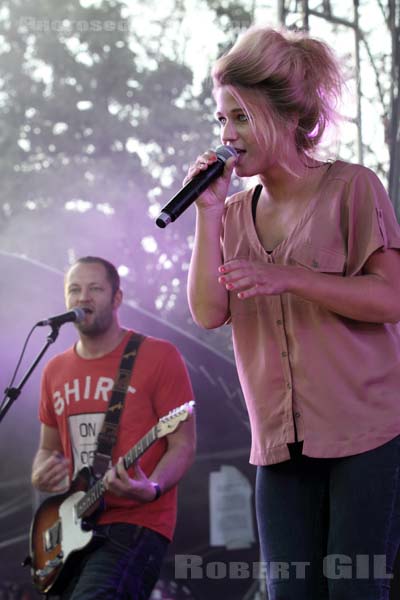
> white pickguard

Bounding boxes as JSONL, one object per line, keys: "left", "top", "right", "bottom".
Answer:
{"left": 58, "top": 491, "right": 93, "bottom": 558}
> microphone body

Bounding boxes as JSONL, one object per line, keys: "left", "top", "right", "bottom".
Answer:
{"left": 156, "top": 145, "right": 237, "bottom": 228}
{"left": 37, "top": 307, "right": 86, "bottom": 327}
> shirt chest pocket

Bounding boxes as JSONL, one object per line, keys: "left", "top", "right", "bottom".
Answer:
{"left": 290, "top": 245, "right": 346, "bottom": 274}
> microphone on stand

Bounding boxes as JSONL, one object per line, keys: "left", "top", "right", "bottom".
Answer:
{"left": 155, "top": 145, "right": 237, "bottom": 228}
{"left": 36, "top": 307, "right": 86, "bottom": 327}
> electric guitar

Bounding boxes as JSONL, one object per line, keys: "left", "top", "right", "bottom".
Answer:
{"left": 26, "top": 400, "right": 195, "bottom": 594}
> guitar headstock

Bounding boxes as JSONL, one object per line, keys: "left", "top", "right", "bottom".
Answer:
{"left": 155, "top": 400, "right": 195, "bottom": 439}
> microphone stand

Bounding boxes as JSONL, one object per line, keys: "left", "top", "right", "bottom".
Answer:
{"left": 0, "top": 325, "right": 60, "bottom": 423}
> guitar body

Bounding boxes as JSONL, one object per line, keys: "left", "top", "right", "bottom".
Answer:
{"left": 30, "top": 468, "right": 98, "bottom": 594}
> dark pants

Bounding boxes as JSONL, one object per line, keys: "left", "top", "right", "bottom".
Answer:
{"left": 256, "top": 435, "right": 400, "bottom": 600}
{"left": 50, "top": 523, "right": 169, "bottom": 600}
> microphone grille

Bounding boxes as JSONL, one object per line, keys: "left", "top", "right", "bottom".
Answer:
{"left": 215, "top": 145, "right": 238, "bottom": 162}
{"left": 73, "top": 307, "right": 86, "bottom": 323}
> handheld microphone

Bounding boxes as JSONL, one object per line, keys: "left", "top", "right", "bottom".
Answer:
{"left": 36, "top": 307, "right": 86, "bottom": 327}
{"left": 155, "top": 145, "right": 237, "bottom": 228}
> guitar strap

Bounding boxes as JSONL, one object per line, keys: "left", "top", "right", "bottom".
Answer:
{"left": 92, "top": 331, "right": 145, "bottom": 478}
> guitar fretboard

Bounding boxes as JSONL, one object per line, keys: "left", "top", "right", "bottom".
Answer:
{"left": 75, "top": 425, "right": 158, "bottom": 519}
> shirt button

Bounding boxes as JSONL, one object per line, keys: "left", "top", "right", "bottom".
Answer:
{"left": 287, "top": 383, "right": 292, "bottom": 389}
{"left": 277, "top": 319, "right": 283, "bottom": 325}
{"left": 294, "top": 412, "right": 301, "bottom": 418}
{"left": 281, "top": 351, "right": 288, "bottom": 357}
{"left": 312, "top": 259, "right": 319, "bottom": 268}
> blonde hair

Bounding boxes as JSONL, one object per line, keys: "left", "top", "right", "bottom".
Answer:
{"left": 212, "top": 26, "right": 343, "bottom": 170}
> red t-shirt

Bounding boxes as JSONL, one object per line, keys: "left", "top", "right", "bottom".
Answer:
{"left": 39, "top": 330, "right": 194, "bottom": 540}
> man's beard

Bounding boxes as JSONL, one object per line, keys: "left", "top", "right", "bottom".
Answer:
{"left": 76, "top": 310, "right": 114, "bottom": 337}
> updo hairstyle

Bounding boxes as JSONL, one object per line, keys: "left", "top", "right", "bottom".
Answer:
{"left": 212, "top": 26, "right": 343, "bottom": 168}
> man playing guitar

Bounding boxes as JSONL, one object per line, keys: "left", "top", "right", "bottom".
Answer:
{"left": 30, "top": 256, "right": 196, "bottom": 599}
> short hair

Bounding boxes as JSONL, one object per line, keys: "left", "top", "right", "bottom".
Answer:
{"left": 212, "top": 26, "right": 343, "bottom": 171}
{"left": 68, "top": 256, "right": 120, "bottom": 297}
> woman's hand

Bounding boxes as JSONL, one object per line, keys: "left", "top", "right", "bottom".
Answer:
{"left": 184, "top": 149, "right": 237, "bottom": 210}
{"left": 218, "top": 259, "right": 299, "bottom": 298}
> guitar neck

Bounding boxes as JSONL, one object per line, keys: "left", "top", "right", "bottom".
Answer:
{"left": 123, "top": 426, "right": 158, "bottom": 470}
{"left": 76, "top": 425, "right": 158, "bottom": 519}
